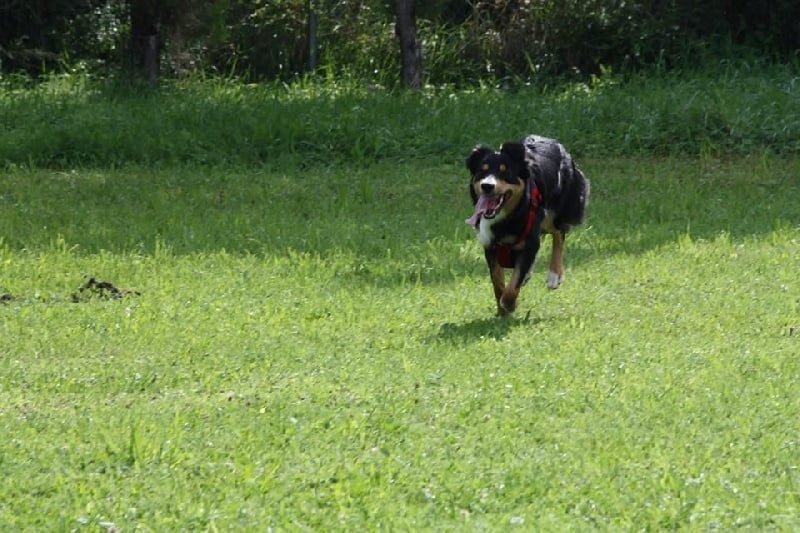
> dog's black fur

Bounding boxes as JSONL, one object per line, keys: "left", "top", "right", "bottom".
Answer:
{"left": 466, "top": 135, "right": 590, "bottom": 315}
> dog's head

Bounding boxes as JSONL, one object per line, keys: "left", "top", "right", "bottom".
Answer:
{"left": 465, "top": 142, "right": 528, "bottom": 226}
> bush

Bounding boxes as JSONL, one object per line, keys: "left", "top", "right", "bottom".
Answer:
{"left": 2, "top": 63, "right": 798, "bottom": 169}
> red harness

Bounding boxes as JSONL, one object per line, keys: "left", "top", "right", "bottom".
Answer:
{"left": 495, "top": 184, "right": 542, "bottom": 268}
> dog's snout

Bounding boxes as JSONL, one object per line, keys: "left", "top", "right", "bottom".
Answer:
{"left": 480, "top": 180, "right": 496, "bottom": 193}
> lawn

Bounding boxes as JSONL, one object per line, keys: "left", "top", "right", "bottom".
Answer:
{"left": 1, "top": 153, "right": 799, "bottom": 529}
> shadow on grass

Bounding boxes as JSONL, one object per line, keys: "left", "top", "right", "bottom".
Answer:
{"left": 2, "top": 158, "right": 798, "bottom": 277}
{"left": 437, "top": 311, "right": 548, "bottom": 344}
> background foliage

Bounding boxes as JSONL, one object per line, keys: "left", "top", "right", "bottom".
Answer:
{"left": 2, "top": 63, "right": 798, "bottom": 169}
{"left": 1, "top": 0, "right": 798, "bottom": 85}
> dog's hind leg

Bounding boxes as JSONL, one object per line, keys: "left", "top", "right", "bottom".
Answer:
{"left": 547, "top": 231, "right": 565, "bottom": 289}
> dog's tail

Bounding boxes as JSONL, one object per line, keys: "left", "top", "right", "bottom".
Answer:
{"left": 556, "top": 164, "right": 589, "bottom": 230}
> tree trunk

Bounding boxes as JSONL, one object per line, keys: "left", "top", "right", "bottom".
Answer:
{"left": 394, "top": 0, "right": 422, "bottom": 89}
{"left": 308, "top": 0, "right": 318, "bottom": 71}
{"left": 129, "top": 0, "right": 160, "bottom": 86}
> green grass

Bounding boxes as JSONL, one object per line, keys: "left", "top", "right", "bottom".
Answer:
{"left": 2, "top": 154, "right": 799, "bottom": 529}
{"left": 1, "top": 63, "right": 799, "bottom": 168}
{"left": 2, "top": 65, "right": 799, "bottom": 528}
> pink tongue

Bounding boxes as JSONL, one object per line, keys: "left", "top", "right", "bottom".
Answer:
{"left": 465, "top": 196, "right": 491, "bottom": 226}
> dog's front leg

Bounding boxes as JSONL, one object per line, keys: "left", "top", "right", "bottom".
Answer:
{"left": 500, "top": 239, "right": 540, "bottom": 315}
{"left": 484, "top": 248, "right": 507, "bottom": 315}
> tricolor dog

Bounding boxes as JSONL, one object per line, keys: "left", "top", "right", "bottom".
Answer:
{"left": 466, "top": 135, "right": 590, "bottom": 316}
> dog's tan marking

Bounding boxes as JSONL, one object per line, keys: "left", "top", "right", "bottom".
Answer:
{"left": 490, "top": 261, "right": 505, "bottom": 303}
{"left": 506, "top": 186, "right": 524, "bottom": 212}
{"left": 499, "top": 163, "right": 506, "bottom": 172}
{"left": 482, "top": 163, "right": 489, "bottom": 171}
{"left": 499, "top": 286, "right": 519, "bottom": 316}
{"left": 541, "top": 210, "right": 557, "bottom": 234}
{"left": 507, "top": 257, "right": 524, "bottom": 289}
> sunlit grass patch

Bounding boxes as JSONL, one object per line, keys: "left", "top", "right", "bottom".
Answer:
{"left": 2, "top": 154, "right": 799, "bottom": 528}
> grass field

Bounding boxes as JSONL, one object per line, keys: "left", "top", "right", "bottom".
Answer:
{"left": 2, "top": 63, "right": 800, "bottom": 529}
{"left": 2, "top": 151, "right": 799, "bottom": 529}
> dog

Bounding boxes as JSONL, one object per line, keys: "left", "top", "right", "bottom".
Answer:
{"left": 465, "top": 135, "right": 590, "bottom": 316}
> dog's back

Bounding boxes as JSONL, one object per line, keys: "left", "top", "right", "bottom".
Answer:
{"left": 522, "top": 135, "right": 590, "bottom": 233}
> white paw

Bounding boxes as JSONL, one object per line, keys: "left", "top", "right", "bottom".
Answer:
{"left": 546, "top": 271, "right": 563, "bottom": 289}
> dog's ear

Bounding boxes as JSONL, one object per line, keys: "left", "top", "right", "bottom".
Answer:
{"left": 500, "top": 142, "right": 529, "bottom": 179}
{"left": 500, "top": 142, "right": 525, "bottom": 164}
{"left": 467, "top": 145, "right": 493, "bottom": 175}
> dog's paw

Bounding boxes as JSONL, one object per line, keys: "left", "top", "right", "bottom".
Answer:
{"left": 498, "top": 294, "right": 517, "bottom": 316}
{"left": 546, "top": 271, "right": 563, "bottom": 290}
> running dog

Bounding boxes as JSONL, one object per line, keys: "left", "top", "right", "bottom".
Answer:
{"left": 466, "top": 135, "right": 590, "bottom": 316}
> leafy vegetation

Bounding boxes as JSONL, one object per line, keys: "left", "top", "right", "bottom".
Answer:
{"left": 2, "top": 62, "right": 799, "bottom": 170}
{"left": 2, "top": 0, "right": 799, "bottom": 84}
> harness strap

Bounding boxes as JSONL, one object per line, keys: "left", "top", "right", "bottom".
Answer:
{"left": 513, "top": 184, "right": 542, "bottom": 247}
{"left": 495, "top": 184, "right": 542, "bottom": 268}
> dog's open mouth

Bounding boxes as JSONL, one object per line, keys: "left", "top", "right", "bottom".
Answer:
{"left": 465, "top": 192, "right": 510, "bottom": 226}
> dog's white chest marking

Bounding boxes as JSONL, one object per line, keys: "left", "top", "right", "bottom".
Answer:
{"left": 475, "top": 204, "right": 514, "bottom": 249}
{"left": 477, "top": 216, "right": 494, "bottom": 247}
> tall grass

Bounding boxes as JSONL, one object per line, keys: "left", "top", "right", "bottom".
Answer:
{"left": 1, "top": 63, "right": 798, "bottom": 168}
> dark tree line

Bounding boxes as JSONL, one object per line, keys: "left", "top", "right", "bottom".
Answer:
{"left": 1, "top": 1, "right": 798, "bottom": 87}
